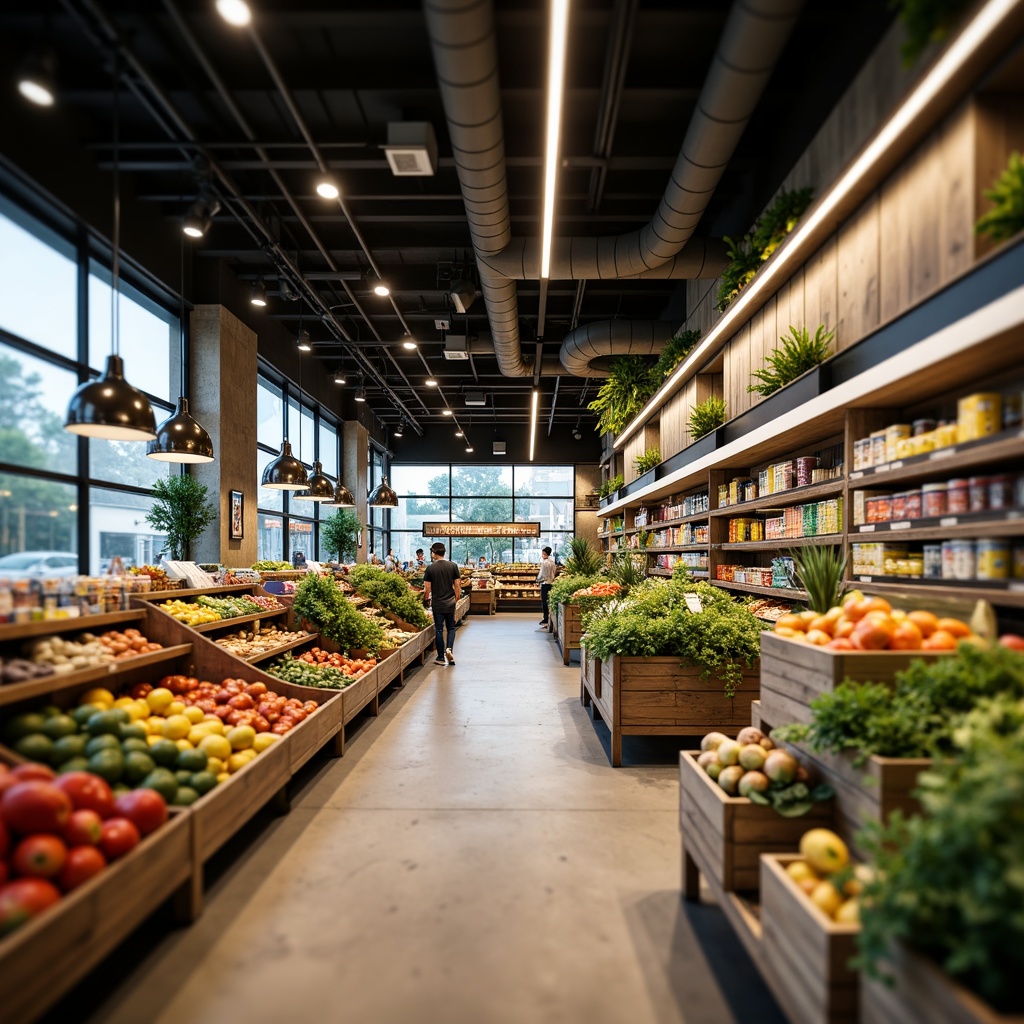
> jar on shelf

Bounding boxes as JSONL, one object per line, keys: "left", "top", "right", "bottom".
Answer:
{"left": 904, "top": 489, "right": 922, "bottom": 519}
{"left": 923, "top": 544, "right": 943, "bottom": 578}
{"left": 912, "top": 418, "right": 936, "bottom": 436}
{"left": 988, "top": 475, "right": 1013, "bottom": 510}
{"left": 968, "top": 477, "right": 989, "bottom": 514}
{"left": 892, "top": 492, "right": 907, "bottom": 520}
{"left": 950, "top": 540, "right": 976, "bottom": 580}
{"left": 947, "top": 479, "right": 970, "bottom": 515}
{"left": 922, "top": 482, "right": 948, "bottom": 518}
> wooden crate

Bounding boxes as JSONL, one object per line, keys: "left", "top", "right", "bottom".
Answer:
{"left": 761, "top": 854, "right": 859, "bottom": 1024}
{"left": 861, "top": 942, "right": 1024, "bottom": 1024}
{"left": 456, "top": 595, "right": 471, "bottom": 621}
{"left": 679, "top": 751, "right": 833, "bottom": 893}
{"left": 581, "top": 648, "right": 601, "bottom": 701}
{"left": 342, "top": 667, "right": 379, "bottom": 724}
{"left": 468, "top": 588, "right": 495, "bottom": 615}
{"left": 759, "top": 632, "right": 950, "bottom": 730}
{"left": 557, "top": 603, "right": 584, "bottom": 665}
{"left": 0, "top": 810, "right": 192, "bottom": 1024}
{"left": 377, "top": 646, "right": 404, "bottom": 686}
{"left": 583, "top": 654, "right": 759, "bottom": 767}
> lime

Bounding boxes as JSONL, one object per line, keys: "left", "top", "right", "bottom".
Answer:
{"left": 71, "top": 704, "right": 101, "bottom": 726}
{"left": 50, "top": 734, "right": 88, "bottom": 765}
{"left": 174, "top": 769, "right": 194, "bottom": 786}
{"left": 87, "top": 747, "right": 124, "bottom": 783}
{"left": 85, "top": 733, "right": 121, "bottom": 757}
{"left": 40, "top": 704, "right": 63, "bottom": 719}
{"left": 86, "top": 710, "right": 125, "bottom": 736}
{"left": 172, "top": 786, "right": 200, "bottom": 806}
{"left": 176, "top": 748, "right": 208, "bottom": 773}
{"left": 42, "top": 714, "right": 79, "bottom": 740}
{"left": 3, "top": 712, "right": 47, "bottom": 743}
{"left": 58, "top": 756, "right": 90, "bottom": 774}
{"left": 118, "top": 722, "right": 147, "bottom": 742}
{"left": 149, "top": 739, "right": 180, "bottom": 768}
{"left": 14, "top": 733, "right": 54, "bottom": 763}
{"left": 140, "top": 767, "right": 178, "bottom": 803}
{"left": 189, "top": 770, "right": 218, "bottom": 795}
{"left": 123, "top": 750, "right": 156, "bottom": 785}
{"left": 120, "top": 737, "right": 150, "bottom": 755}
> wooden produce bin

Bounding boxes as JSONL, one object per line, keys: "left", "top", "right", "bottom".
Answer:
{"left": 469, "top": 588, "right": 496, "bottom": 615}
{"left": 556, "top": 602, "right": 584, "bottom": 665}
{"left": 377, "top": 645, "right": 404, "bottom": 688}
{"left": 342, "top": 665, "right": 379, "bottom": 725}
{"left": 583, "top": 654, "right": 759, "bottom": 767}
{"left": 861, "top": 943, "right": 1024, "bottom": 1024}
{"left": 679, "top": 751, "right": 833, "bottom": 895}
{"left": 456, "top": 595, "right": 471, "bottom": 621}
{"left": 581, "top": 648, "right": 601, "bottom": 701}
{"left": 759, "top": 632, "right": 949, "bottom": 731}
{"left": 0, "top": 810, "right": 192, "bottom": 1024}
{"left": 761, "top": 854, "right": 859, "bottom": 1024}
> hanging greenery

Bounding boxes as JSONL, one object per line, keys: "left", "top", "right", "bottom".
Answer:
{"left": 748, "top": 324, "right": 835, "bottom": 397}
{"left": 587, "top": 356, "right": 659, "bottom": 437}
{"left": 689, "top": 397, "right": 726, "bottom": 441}
{"left": 891, "top": 0, "right": 972, "bottom": 65}
{"left": 716, "top": 188, "right": 814, "bottom": 312}
{"left": 975, "top": 152, "right": 1024, "bottom": 243}
{"left": 652, "top": 329, "right": 702, "bottom": 381}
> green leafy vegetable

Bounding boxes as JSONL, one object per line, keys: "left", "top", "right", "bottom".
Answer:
{"left": 292, "top": 572, "right": 386, "bottom": 655}
{"left": 264, "top": 656, "right": 355, "bottom": 690}
{"left": 346, "top": 564, "right": 430, "bottom": 629}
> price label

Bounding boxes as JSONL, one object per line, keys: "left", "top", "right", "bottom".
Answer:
{"left": 890, "top": 521, "right": 911, "bottom": 530}
{"left": 684, "top": 593, "right": 704, "bottom": 614}
{"left": 850, "top": 471, "right": 864, "bottom": 480}
{"left": 940, "top": 517, "right": 959, "bottom": 527}
{"left": 930, "top": 448, "right": 955, "bottom": 460}
{"left": 858, "top": 575, "right": 874, "bottom": 582}
{"left": 859, "top": 524, "right": 875, "bottom": 532}
{"left": 874, "top": 463, "right": 890, "bottom": 474}
{"left": 890, "top": 460, "right": 904, "bottom": 470}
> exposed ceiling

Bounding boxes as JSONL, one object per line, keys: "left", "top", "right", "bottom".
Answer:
{"left": 0, "top": 0, "right": 894, "bottom": 442}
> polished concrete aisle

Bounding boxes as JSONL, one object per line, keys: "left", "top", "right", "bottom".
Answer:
{"left": 62, "top": 614, "right": 783, "bottom": 1024}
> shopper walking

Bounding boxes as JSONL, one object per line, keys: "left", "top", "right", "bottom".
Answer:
{"left": 537, "top": 545, "right": 556, "bottom": 628}
{"left": 422, "top": 542, "right": 461, "bottom": 666}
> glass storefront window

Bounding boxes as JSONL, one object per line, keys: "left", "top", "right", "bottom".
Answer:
{"left": 90, "top": 424, "right": 174, "bottom": 490}
{"left": 319, "top": 421, "right": 338, "bottom": 478}
{"left": 257, "top": 378, "right": 284, "bottom": 450}
{"left": 256, "top": 449, "right": 284, "bottom": 512}
{"left": 451, "top": 465, "right": 512, "bottom": 497}
{"left": 258, "top": 514, "right": 283, "bottom": 561}
{"left": 0, "top": 476, "right": 78, "bottom": 565}
{"left": 287, "top": 397, "right": 315, "bottom": 469}
{"left": 451, "top": 497, "right": 513, "bottom": 523}
{"left": 88, "top": 487, "right": 166, "bottom": 572}
{"left": 288, "top": 518, "right": 315, "bottom": 564}
{"left": 514, "top": 497, "right": 572, "bottom": 531}
{"left": 392, "top": 500, "right": 447, "bottom": 535}
{"left": 391, "top": 464, "right": 448, "bottom": 495}
{"left": 513, "top": 464, "right": 573, "bottom": 497}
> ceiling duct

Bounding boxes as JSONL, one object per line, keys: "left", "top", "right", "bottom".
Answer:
{"left": 560, "top": 321, "right": 677, "bottom": 377}
{"left": 424, "top": 0, "right": 804, "bottom": 376}
{"left": 444, "top": 335, "right": 470, "bottom": 360}
{"left": 384, "top": 122, "right": 438, "bottom": 176}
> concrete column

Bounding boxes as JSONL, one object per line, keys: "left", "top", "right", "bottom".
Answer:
{"left": 343, "top": 420, "right": 369, "bottom": 563}
{"left": 189, "top": 304, "right": 258, "bottom": 566}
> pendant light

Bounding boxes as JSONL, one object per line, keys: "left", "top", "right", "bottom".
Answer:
{"left": 294, "top": 461, "right": 334, "bottom": 502}
{"left": 65, "top": 56, "right": 156, "bottom": 442}
{"left": 147, "top": 233, "right": 215, "bottom": 463}
{"left": 261, "top": 441, "right": 307, "bottom": 490}
{"left": 326, "top": 482, "right": 355, "bottom": 508}
{"left": 367, "top": 476, "right": 398, "bottom": 508}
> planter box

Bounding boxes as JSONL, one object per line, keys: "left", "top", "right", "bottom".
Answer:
{"left": 0, "top": 810, "right": 192, "bottom": 1024}
{"left": 722, "top": 364, "right": 832, "bottom": 445}
{"left": 581, "top": 648, "right": 602, "bottom": 701}
{"left": 342, "top": 666, "right": 379, "bottom": 724}
{"left": 583, "top": 654, "right": 759, "bottom": 766}
{"left": 679, "top": 751, "right": 833, "bottom": 893}
{"left": 557, "top": 602, "right": 583, "bottom": 665}
{"left": 761, "top": 853, "right": 859, "bottom": 1024}
{"left": 861, "top": 942, "right": 1024, "bottom": 1024}
{"left": 759, "top": 632, "right": 950, "bottom": 731}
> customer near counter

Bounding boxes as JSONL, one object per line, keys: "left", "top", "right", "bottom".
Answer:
{"left": 423, "top": 542, "right": 461, "bottom": 666}
{"left": 414, "top": 549, "right": 426, "bottom": 568}
{"left": 536, "top": 546, "right": 556, "bottom": 628}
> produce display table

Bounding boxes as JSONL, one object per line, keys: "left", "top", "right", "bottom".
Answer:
{"left": 556, "top": 602, "right": 583, "bottom": 665}
{"left": 469, "top": 588, "right": 496, "bottom": 615}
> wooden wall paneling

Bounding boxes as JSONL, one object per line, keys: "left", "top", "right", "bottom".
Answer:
{"left": 837, "top": 192, "right": 880, "bottom": 351}
{"left": 643, "top": 422, "right": 661, "bottom": 459}
{"left": 624, "top": 432, "right": 645, "bottom": 483}
{"left": 723, "top": 323, "right": 747, "bottom": 419}
{"left": 805, "top": 235, "right": 839, "bottom": 339}
{"left": 974, "top": 95, "right": 1024, "bottom": 260}
{"left": 682, "top": 378, "right": 698, "bottom": 448}
{"left": 661, "top": 395, "right": 683, "bottom": 461}
{"left": 937, "top": 104, "right": 976, "bottom": 287}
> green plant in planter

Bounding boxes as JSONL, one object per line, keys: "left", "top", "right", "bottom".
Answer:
{"left": 587, "top": 356, "right": 658, "bottom": 437}
{"left": 975, "top": 151, "right": 1024, "bottom": 242}
{"left": 789, "top": 543, "right": 847, "bottom": 613}
{"left": 634, "top": 448, "right": 661, "bottom": 474}
{"left": 549, "top": 573, "right": 602, "bottom": 609}
{"left": 320, "top": 508, "right": 361, "bottom": 562}
{"left": 689, "top": 397, "right": 726, "bottom": 440}
{"left": 599, "top": 474, "right": 624, "bottom": 498}
{"left": 891, "top": 0, "right": 972, "bottom": 65}
{"left": 607, "top": 549, "right": 647, "bottom": 591}
{"left": 347, "top": 563, "right": 430, "bottom": 629}
{"left": 652, "top": 329, "right": 702, "bottom": 380}
{"left": 563, "top": 537, "right": 604, "bottom": 577}
{"left": 748, "top": 324, "right": 835, "bottom": 397}
{"left": 292, "top": 571, "right": 386, "bottom": 654}
{"left": 144, "top": 473, "right": 217, "bottom": 561}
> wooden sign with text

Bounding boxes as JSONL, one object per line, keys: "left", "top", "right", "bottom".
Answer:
{"left": 422, "top": 522, "right": 541, "bottom": 538}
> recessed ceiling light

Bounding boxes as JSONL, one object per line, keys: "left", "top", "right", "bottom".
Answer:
{"left": 216, "top": 0, "right": 252, "bottom": 27}
{"left": 373, "top": 283, "right": 390, "bottom": 297}
{"left": 425, "top": 378, "right": 438, "bottom": 387}
{"left": 402, "top": 338, "right": 417, "bottom": 350}
{"left": 442, "top": 409, "right": 452, "bottom": 416}
{"left": 316, "top": 179, "right": 339, "bottom": 199}
{"left": 250, "top": 279, "right": 267, "bottom": 307}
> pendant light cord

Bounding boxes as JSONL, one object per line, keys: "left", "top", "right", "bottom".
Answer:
{"left": 297, "top": 302, "right": 303, "bottom": 463}
{"left": 111, "top": 50, "right": 120, "bottom": 358}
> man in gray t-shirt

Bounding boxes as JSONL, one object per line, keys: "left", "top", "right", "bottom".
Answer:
{"left": 536, "top": 546, "right": 556, "bottom": 628}
{"left": 423, "top": 542, "right": 462, "bottom": 665}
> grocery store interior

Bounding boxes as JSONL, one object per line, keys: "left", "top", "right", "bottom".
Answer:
{"left": 1, "top": 0, "right": 1023, "bottom": 1022}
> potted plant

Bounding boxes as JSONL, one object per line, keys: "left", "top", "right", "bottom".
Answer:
{"left": 321, "top": 508, "right": 361, "bottom": 562}
{"left": 144, "top": 473, "right": 217, "bottom": 561}
{"left": 689, "top": 396, "right": 726, "bottom": 441}
{"left": 975, "top": 151, "right": 1024, "bottom": 243}
{"left": 748, "top": 324, "right": 835, "bottom": 398}
{"left": 634, "top": 448, "right": 661, "bottom": 476}
{"left": 652, "top": 329, "right": 701, "bottom": 381}
{"left": 587, "top": 356, "right": 658, "bottom": 437}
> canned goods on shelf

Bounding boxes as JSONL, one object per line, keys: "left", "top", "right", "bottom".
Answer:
{"left": 976, "top": 539, "right": 1010, "bottom": 580}
{"left": 923, "top": 482, "right": 948, "bottom": 518}
{"left": 923, "top": 544, "right": 943, "bottom": 578}
{"left": 988, "top": 475, "right": 1014, "bottom": 511}
{"left": 904, "top": 489, "right": 922, "bottom": 519}
{"left": 968, "top": 477, "right": 989, "bottom": 514}
{"left": 950, "top": 540, "right": 976, "bottom": 580}
{"left": 947, "top": 479, "right": 969, "bottom": 515}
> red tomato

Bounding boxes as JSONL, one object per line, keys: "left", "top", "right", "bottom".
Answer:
{"left": 53, "top": 772, "right": 115, "bottom": 819}
{"left": 227, "top": 693, "right": 255, "bottom": 711}
{"left": 1, "top": 782, "right": 72, "bottom": 835}
{"left": 64, "top": 808, "right": 104, "bottom": 846}
{"left": 213, "top": 706, "right": 233, "bottom": 721}
{"left": 129, "top": 683, "right": 153, "bottom": 699}
{"left": 213, "top": 689, "right": 231, "bottom": 705}
{"left": 271, "top": 721, "right": 291, "bottom": 735}
{"left": 12, "top": 835, "right": 68, "bottom": 878}
{"left": 0, "top": 816, "right": 8, "bottom": 858}
{"left": 58, "top": 846, "right": 107, "bottom": 892}
{"left": 10, "top": 763, "right": 56, "bottom": 782}
{"left": 0, "top": 878, "right": 61, "bottom": 936}
{"left": 100, "top": 818, "right": 140, "bottom": 860}
{"left": 113, "top": 790, "right": 167, "bottom": 836}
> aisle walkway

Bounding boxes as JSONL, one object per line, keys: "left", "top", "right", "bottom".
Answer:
{"left": 62, "top": 614, "right": 782, "bottom": 1024}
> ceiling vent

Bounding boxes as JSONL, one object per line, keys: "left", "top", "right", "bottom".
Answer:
{"left": 384, "top": 122, "right": 438, "bottom": 177}
{"left": 444, "top": 335, "right": 469, "bottom": 360}
{"left": 465, "top": 391, "right": 486, "bottom": 406}
{"left": 493, "top": 440, "right": 507, "bottom": 456}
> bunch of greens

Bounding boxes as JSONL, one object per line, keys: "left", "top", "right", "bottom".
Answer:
{"left": 773, "top": 643, "right": 1024, "bottom": 764}
{"left": 652, "top": 330, "right": 701, "bottom": 380}
{"left": 856, "top": 693, "right": 1024, "bottom": 1011}
{"left": 562, "top": 537, "right": 604, "bottom": 577}
{"left": 265, "top": 656, "right": 355, "bottom": 690}
{"left": 292, "top": 572, "right": 386, "bottom": 654}
{"left": 975, "top": 151, "right": 1024, "bottom": 243}
{"left": 689, "top": 396, "right": 726, "bottom": 440}
{"left": 549, "top": 574, "right": 602, "bottom": 609}
{"left": 252, "top": 560, "right": 293, "bottom": 571}
{"left": 789, "top": 543, "right": 847, "bottom": 613}
{"left": 634, "top": 448, "right": 661, "bottom": 474}
{"left": 346, "top": 564, "right": 430, "bottom": 629}
{"left": 587, "top": 356, "right": 658, "bottom": 437}
{"left": 747, "top": 324, "right": 835, "bottom": 397}
{"left": 599, "top": 475, "right": 624, "bottom": 498}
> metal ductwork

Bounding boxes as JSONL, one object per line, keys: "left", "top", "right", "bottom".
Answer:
{"left": 425, "top": 0, "right": 805, "bottom": 377}
{"left": 560, "top": 321, "right": 678, "bottom": 377}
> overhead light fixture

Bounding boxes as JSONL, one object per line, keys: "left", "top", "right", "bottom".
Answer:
{"left": 65, "top": 56, "right": 156, "bottom": 443}
{"left": 529, "top": 388, "right": 539, "bottom": 462}
{"left": 216, "top": 0, "right": 252, "bottom": 26}
{"left": 465, "top": 445, "right": 474, "bottom": 454}
{"left": 17, "top": 50, "right": 57, "bottom": 108}
{"left": 146, "top": 397, "right": 214, "bottom": 463}
{"left": 367, "top": 477, "right": 398, "bottom": 508}
{"left": 297, "top": 330, "right": 312, "bottom": 352}
{"left": 326, "top": 482, "right": 355, "bottom": 508}
{"left": 251, "top": 279, "right": 267, "bottom": 307}
{"left": 425, "top": 377, "right": 438, "bottom": 387}
{"left": 402, "top": 337, "right": 418, "bottom": 350}
{"left": 373, "top": 283, "right": 390, "bottom": 297}
{"left": 455, "top": 428, "right": 464, "bottom": 438}
{"left": 261, "top": 441, "right": 308, "bottom": 490}
{"left": 355, "top": 385, "right": 367, "bottom": 403}
{"left": 182, "top": 196, "right": 220, "bottom": 239}
{"left": 293, "top": 461, "right": 334, "bottom": 502}
{"left": 540, "top": 0, "right": 570, "bottom": 279}
{"left": 334, "top": 369, "right": 347, "bottom": 385}
{"left": 316, "top": 178, "right": 339, "bottom": 199}
{"left": 441, "top": 408, "right": 452, "bottom": 416}
{"left": 393, "top": 420, "right": 405, "bottom": 437}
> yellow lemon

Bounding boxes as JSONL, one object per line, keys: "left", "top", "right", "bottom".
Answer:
{"left": 183, "top": 706, "right": 205, "bottom": 725}
{"left": 198, "top": 734, "right": 232, "bottom": 761}
{"left": 201, "top": 717, "right": 224, "bottom": 734}
{"left": 146, "top": 734, "right": 163, "bottom": 747}
{"left": 124, "top": 701, "right": 147, "bottom": 722}
{"left": 175, "top": 738, "right": 194, "bottom": 752}
{"left": 252, "top": 733, "right": 279, "bottom": 753}
{"left": 226, "top": 726, "right": 256, "bottom": 751}
{"left": 227, "top": 749, "right": 256, "bottom": 773}
{"left": 146, "top": 715, "right": 166, "bottom": 733}
{"left": 166, "top": 701, "right": 186, "bottom": 717}
{"left": 187, "top": 726, "right": 213, "bottom": 747}
{"left": 205, "top": 756, "right": 226, "bottom": 776}
{"left": 81, "top": 688, "right": 115, "bottom": 708}
{"left": 216, "top": 772, "right": 230, "bottom": 784}
{"left": 113, "top": 696, "right": 135, "bottom": 710}
{"left": 162, "top": 714, "right": 192, "bottom": 740}
{"left": 146, "top": 688, "right": 174, "bottom": 713}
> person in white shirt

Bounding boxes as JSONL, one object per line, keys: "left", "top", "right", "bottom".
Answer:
{"left": 536, "top": 546, "right": 556, "bottom": 628}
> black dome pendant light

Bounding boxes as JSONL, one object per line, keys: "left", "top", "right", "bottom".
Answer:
{"left": 367, "top": 476, "right": 398, "bottom": 508}
{"left": 65, "top": 54, "right": 156, "bottom": 442}
{"left": 326, "top": 481, "right": 356, "bottom": 508}
{"left": 263, "top": 304, "right": 309, "bottom": 491}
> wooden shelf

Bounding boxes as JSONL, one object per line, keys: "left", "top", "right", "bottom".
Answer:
{"left": 137, "top": 584, "right": 254, "bottom": 600}
{"left": 239, "top": 634, "right": 317, "bottom": 663}
{"left": 852, "top": 577, "right": 1024, "bottom": 608}
{"left": 0, "top": 609, "right": 144, "bottom": 643}
{"left": 711, "top": 480, "right": 845, "bottom": 517}
{"left": 852, "top": 511, "right": 1024, "bottom": 541}
{"left": 190, "top": 609, "right": 288, "bottom": 633}
{"left": 640, "top": 510, "right": 711, "bottom": 529}
{"left": 716, "top": 534, "right": 843, "bottom": 552}
{"left": 847, "top": 428, "right": 1024, "bottom": 488}
{"left": 711, "top": 580, "right": 808, "bottom": 601}
{"left": 0, "top": 643, "right": 193, "bottom": 708}
{"left": 648, "top": 543, "right": 709, "bottom": 552}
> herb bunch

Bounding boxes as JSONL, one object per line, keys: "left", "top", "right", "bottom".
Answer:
{"left": 346, "top": 564, "right": 431, "bottom": 629}
{"left": 292, "top": 572, "right": 386, "bottom": 655}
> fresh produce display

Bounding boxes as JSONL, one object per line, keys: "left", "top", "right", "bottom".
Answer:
{"left": 771, "top": 591, "right": 977, "bottom": 651}
{"left": 784, "top": 828, "right": 865, "bottom": 924}
{"left": 157, "top": 593, "right": 283, "bottom": 626}
{"left": 0, "top": 760, "right": 169, "bottom": 936}
{"left": 745, "top": 598, "right": 793, "bottom": 622}
{"left": 383, "top": 627, "right": 417, "bottom": 646}
{"left": 773, "top": 642, "right": 1024, "bottom": 765}
{"left": 214, "top": 626, "right": 311, "bottom": 659}
{"left": 6, "top": 628, "right": 163, "bottom": 681}
{"left": 0, "top": 659, "right": 55, "bottom": 685}
{"left": 265, "top": 657, "right": 355, "bottom": 690}
{"left": 548, "top": 574, "right": 602, "bottom": 610}
{"left": 297, "top": 648, "right": 375, "bottom": 676}
{"left": 157, "top": 599, "right": 221, "bottom": 626}
{"left": 128, "top": 564, "right": 172, "bottom": 588}
{"left": 698, "top": 728, "right": 833, "bottom": 817}
{"left": 292, "top": 573, "right": 385, "bottom": 654}
{"left": 570, "top": 581, "right": 622, "bottom": 599}
{"left": 346, "top": 564, "right": 431, "bottom": 629}
{"left": 856, "top": 694, "right": 1024, "bottom": 1012}
{"left": 246, "top": 594, "right": 284, "bottom": 611}
{"left": 252, "top": 560, "right": 293, "bottom": 572}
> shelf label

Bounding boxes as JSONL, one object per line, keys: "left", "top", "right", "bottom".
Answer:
{"left": 850, "top": 471, "right": 864, "bottom": 480}
{"left": 859, "top": 524, "right": 875, "bottom": 532}
{"left": 929, "top": 448, "right": 955, "bottom": 460}
{"left": 683, "top": 594, "right": 704, "bottom": 614}
{"left": 1011, "top": 582, "right": 1024, "bottom": 593}
{"left": 858, "top": 576, "right": 874, "bottom": 582}
{"left": 890, "top": 460, "right": 903, "bottom": 470}
{"left": 940, "top": 517, "right": 959, "bottom": 527}
{"left": 890, "top": 521, "right": 911, "bottom": 531}
{"left": 874, "top": 463, "right": 890, "bottom": 474}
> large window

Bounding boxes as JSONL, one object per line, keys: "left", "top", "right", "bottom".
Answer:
{"left": 0, "top": 192, "right": 178, "bottom": 575}
{"left": 391, "top": 464, "right": 575, "bottom": 565}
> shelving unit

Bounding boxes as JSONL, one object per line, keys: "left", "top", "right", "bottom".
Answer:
{"left": 490, "top": 568, "right": 545, "bottom": 611}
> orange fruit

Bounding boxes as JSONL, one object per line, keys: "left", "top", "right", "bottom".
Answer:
{"left": 922, "top": 629, "right": 958, "bottom": 651}
{"left": 776, "top": 614, "right": 807, "bottom": 633}
{"left": 936, "top": 617, "right": 970, "bottom": 639}
{"left": 907, "top": 610, "right": 939, "bottom": 638}
{"left": 799, "top": 610, "right": 819, "bottom": 625}
{"left": 889, "top": 620, "right": 923, "bottom": 651}
{"left": 808, "top": 615, "right": 836, "bottom": 636}
{"left": 827, "top": 637, "right": 855, "bottom": 651}
{"left": 774, "top": 626, "right": 799, "bottom": 638}
{"left": 852, "top": 618, "right": 893, "bottom": 650}
{"left": 833, "top": 617, "right": 856, "bottom": 639}
{"left": 805, "top": 629, "right": 833, "bottom": 646}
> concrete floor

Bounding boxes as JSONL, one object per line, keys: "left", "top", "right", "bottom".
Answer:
{"left": 49, "top": 613, "right": 784, "bottom": 1024}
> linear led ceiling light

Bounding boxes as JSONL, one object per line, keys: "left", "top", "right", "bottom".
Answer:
{"left": 540, "top": 0, "right": 571, "bottom": 279}
{"left": 216, "top": 0, "right": 252, "bottom": 27}
{"left": 529, "top": 388, "right": 539, "bottom": 462}
{"left": 316, "top": 178, "right": 339, "bottom": 199}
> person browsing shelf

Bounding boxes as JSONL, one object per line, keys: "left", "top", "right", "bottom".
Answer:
{"left": 536, "top": 546, "right": 556, "bottom": 628}
{"left": 422, "top": 542, "right": 461, "bottom": 666}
